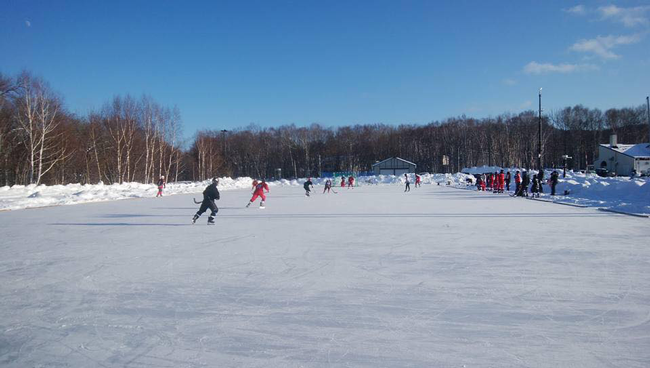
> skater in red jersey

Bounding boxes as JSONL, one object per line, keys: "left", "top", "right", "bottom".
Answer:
{"left": 247, "top": 179, "right": 269, "bottom": 208}
{"left": 156, "top": 175, "right": 166, "bottom": 197}
{"left": 341, "top": 177, "right": 346, "bottom": 188}
{"left": 347, "top": 176, "right": 354, "bottom": 188}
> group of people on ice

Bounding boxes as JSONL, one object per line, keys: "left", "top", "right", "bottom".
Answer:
{"left": 403, "top": 173, "right": 421, "bottom": 192}
{"left": 475, "top": 169, "right": 559, "bottom": 197}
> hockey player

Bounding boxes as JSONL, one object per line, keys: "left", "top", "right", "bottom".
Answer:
{"left": 156, "top": 175, "right": 166, "bottom": 197}
{"left": 304, "top": 177, "right": 313, "bottom": 196}
{"left": 347, "top": 176, "right": 354, "bottom": 188}
{"left": 247, "top": 179, "right": 269, "bottom": 208}
{"left": 404, "top": 173, "right": 410, "bottom": 192}
{"left": 530, "top": 174, "right": 540, "bottom": 198}
{"left": 323, "top": 179, "right": 332, "bottom": 193}
{"left": 521, "top": 171, "right": 530, "bottom": 197}
{"left": 192, "top": 178, "right": 220, "bottom": 225}
{"left": 415, "top": 174, "right": 421, "bottom": 188}
{"left": 340, "top": 177, "right": 346, "bottom": 188}
{"left": 498, "top": 170, "right": 505, "bottom": 193}
{"left": 514, "top": 171, "right": 521, "bottom": 195}
{"left": 505, "top": 171, "right": 511, "bottom": 192}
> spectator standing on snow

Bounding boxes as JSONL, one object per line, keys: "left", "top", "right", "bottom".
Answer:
{"left": 530, "top": 174, "right": 540, "bottom": 198}
{"left": 521, "top": 171, "right": 530, "bottom": 197}
{"left": 514, "top": 171, "right": 521, "bottom": 195}
{"left": 550, "top": 171, "right": 559, "bottom": 196}
{"left": 156, "top": 175, "right": 166, "bottom": 197}
{"left": 538, "top": 170, "right": 544, "bottom": 193}
{"left": 404, "top": 173, "right": 411, "bottom": 192}
{"left": 192, "top": 178, "right": 220, "bottom": 224}
{"left": 505, "top": 171, "right": 511, "bottom": 191}
{"left": 498, "top": 170, "right": 505, "bottom": 193}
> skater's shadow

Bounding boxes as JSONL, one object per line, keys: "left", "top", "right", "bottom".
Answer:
{"left": 98, "top": 214, "right": 188, "bottom": 218}
{"left": 217, "top": 212, "right": 608, "bottom": 219}
{"left": 50, "top": 222, "right": 189, "bottom": 226}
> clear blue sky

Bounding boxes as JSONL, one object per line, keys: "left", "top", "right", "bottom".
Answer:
{"left": 1, "top": 0, "right": 648, "bottom": 135}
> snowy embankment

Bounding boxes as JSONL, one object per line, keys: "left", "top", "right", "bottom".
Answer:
{"left": 0, "top": 174, "right": 468, "bottom": 211}
{"left": 461, "top": 165, "right": 650, "bottom": 215}
{"left": 1, "top": 171, "right": 648, "bottom": 215}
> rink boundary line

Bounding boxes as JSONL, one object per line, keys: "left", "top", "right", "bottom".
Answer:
{"left": 597, "top": 208, "right": 650, "bottom": 218}
{"left": 0, "top": 196, "right": 144, "bottom": 212}
{"left": 528, "top": 197, "right": 589, "bottom": 208}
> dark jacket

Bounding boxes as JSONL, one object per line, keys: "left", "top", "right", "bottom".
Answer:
{"left": 304, "top": 180, "right": 313, "bottom": 190}
{"left": 531, "top": 176, "right": 540, "bottom": 192}
{"left": 203, "top": 183, "right": 220, "bottom": 201}
{"left": 550, "top": 172, "right": 559, "bottom": 185}
{"left": 522, "top": 172, "right": 530, "bottom": 186}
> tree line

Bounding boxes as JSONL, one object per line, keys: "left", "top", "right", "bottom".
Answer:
{"left": 1, "top": 71, "right": 648, "bottom": 186}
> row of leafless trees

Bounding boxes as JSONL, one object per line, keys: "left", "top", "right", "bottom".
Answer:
{"left": 0, "top": 72, "right": 184, "bottom": 186}
{"left": 1, "top": 71, "right": 648, "bottom": 186}
{"left": 191, "top": 106, "right": 648, "bottom": 179}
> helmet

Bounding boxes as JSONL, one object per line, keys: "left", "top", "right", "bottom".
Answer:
{"left": 212, "top": 178, "right": 219, "bottom": 184}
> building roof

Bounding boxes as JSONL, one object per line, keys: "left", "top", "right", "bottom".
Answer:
{"left": 600, "top": 143, "right": 650, "bottom": 158}
{"left": 371, "top": 157, "right": 417, "bottom": 167}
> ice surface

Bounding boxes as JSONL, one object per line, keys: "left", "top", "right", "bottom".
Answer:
{"left": 1, "top": 184, "right": 649, "bottom": 367}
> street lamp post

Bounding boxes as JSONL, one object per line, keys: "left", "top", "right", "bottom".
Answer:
{"left": 220, "top": 129, "right": 228, "bottom": 157}
{"left": 538, "top": 88, "right": 543, "bottom": 172}
{"left": 646, "top": 96, "right": 649, "bottom": 143}
{"left": 562, "top": 155, "right": 572, "bottom": 178}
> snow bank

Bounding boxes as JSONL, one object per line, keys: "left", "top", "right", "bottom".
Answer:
{"left": 458, "top": 167, "right": 650, "bottom": 215}
{"left": 1, "top": 171, "right": 647, "bottom": 215}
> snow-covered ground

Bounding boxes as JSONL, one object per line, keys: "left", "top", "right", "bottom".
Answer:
{"left": 461, "top": 167, "right": 650, "bottom": 216}
{"left": 1, "top": 185, "right": 649, "bottom": 367}
{"left": 1, "top": 171, "right": 648, "bottom": 215}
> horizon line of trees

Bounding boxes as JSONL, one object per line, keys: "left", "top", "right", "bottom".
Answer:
{"left": 1, "top": 70, "right": 648, "bottom": 186}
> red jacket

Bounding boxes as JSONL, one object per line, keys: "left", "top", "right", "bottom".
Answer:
{"left": 498, "top": 173, "right": 505, "bottom": 185}
{"left": 515, "top": 173, "right": 521, "bottom": 183}
{"left": 253, "top": 182, "right": 269, "bottom": 194}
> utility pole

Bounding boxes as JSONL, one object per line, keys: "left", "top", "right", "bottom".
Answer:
{"left": 538, "top": 88, "right": 543, "bottom": 171}
{"left": 646, "top": 96, "right": 649, "bottom": 143}
{"left": 220, "top": 129, "right": 228, "bottom": 157}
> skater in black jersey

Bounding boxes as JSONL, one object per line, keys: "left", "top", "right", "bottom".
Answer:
{"left": 192, "top": 178, "right": 220, "bottom": 224}
{"left": 304, "top": 177, "right": 313, "bottom": 196}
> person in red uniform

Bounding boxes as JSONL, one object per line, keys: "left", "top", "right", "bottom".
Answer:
{"left": 247, "top": 179, "right": 269, "bottom": 208}
{"left": 156, "top": 175, "right": 166, "bottom": 197}
{"left": 347, "top": 176, "right": 354, "bottom": 188}
{"left": 340, "top": 177, "right": 346, "bottom": 188}
{"left": 498, "top": 170, "right": 505, "bottom": 193}
{"left": 415, "top": 174, "right": 421, "bottom": 188}
{"left": 492, "top": 172, "right": 499, "bottom": 192}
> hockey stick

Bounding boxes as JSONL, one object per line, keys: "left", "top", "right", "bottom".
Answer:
{"left": 193, "top": 198, "right": 202, "bottom": 204}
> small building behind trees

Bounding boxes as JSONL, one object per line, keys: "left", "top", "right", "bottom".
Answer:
{"left": 594, "top": 135, "right": 650, "bottom": 176}
{"left": 371, "top": 157, "right": 417, "bottom": 176}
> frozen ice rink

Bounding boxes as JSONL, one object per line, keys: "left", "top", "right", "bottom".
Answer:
{"left": 1, "top": 184, "right": 648, "bottom": 367}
